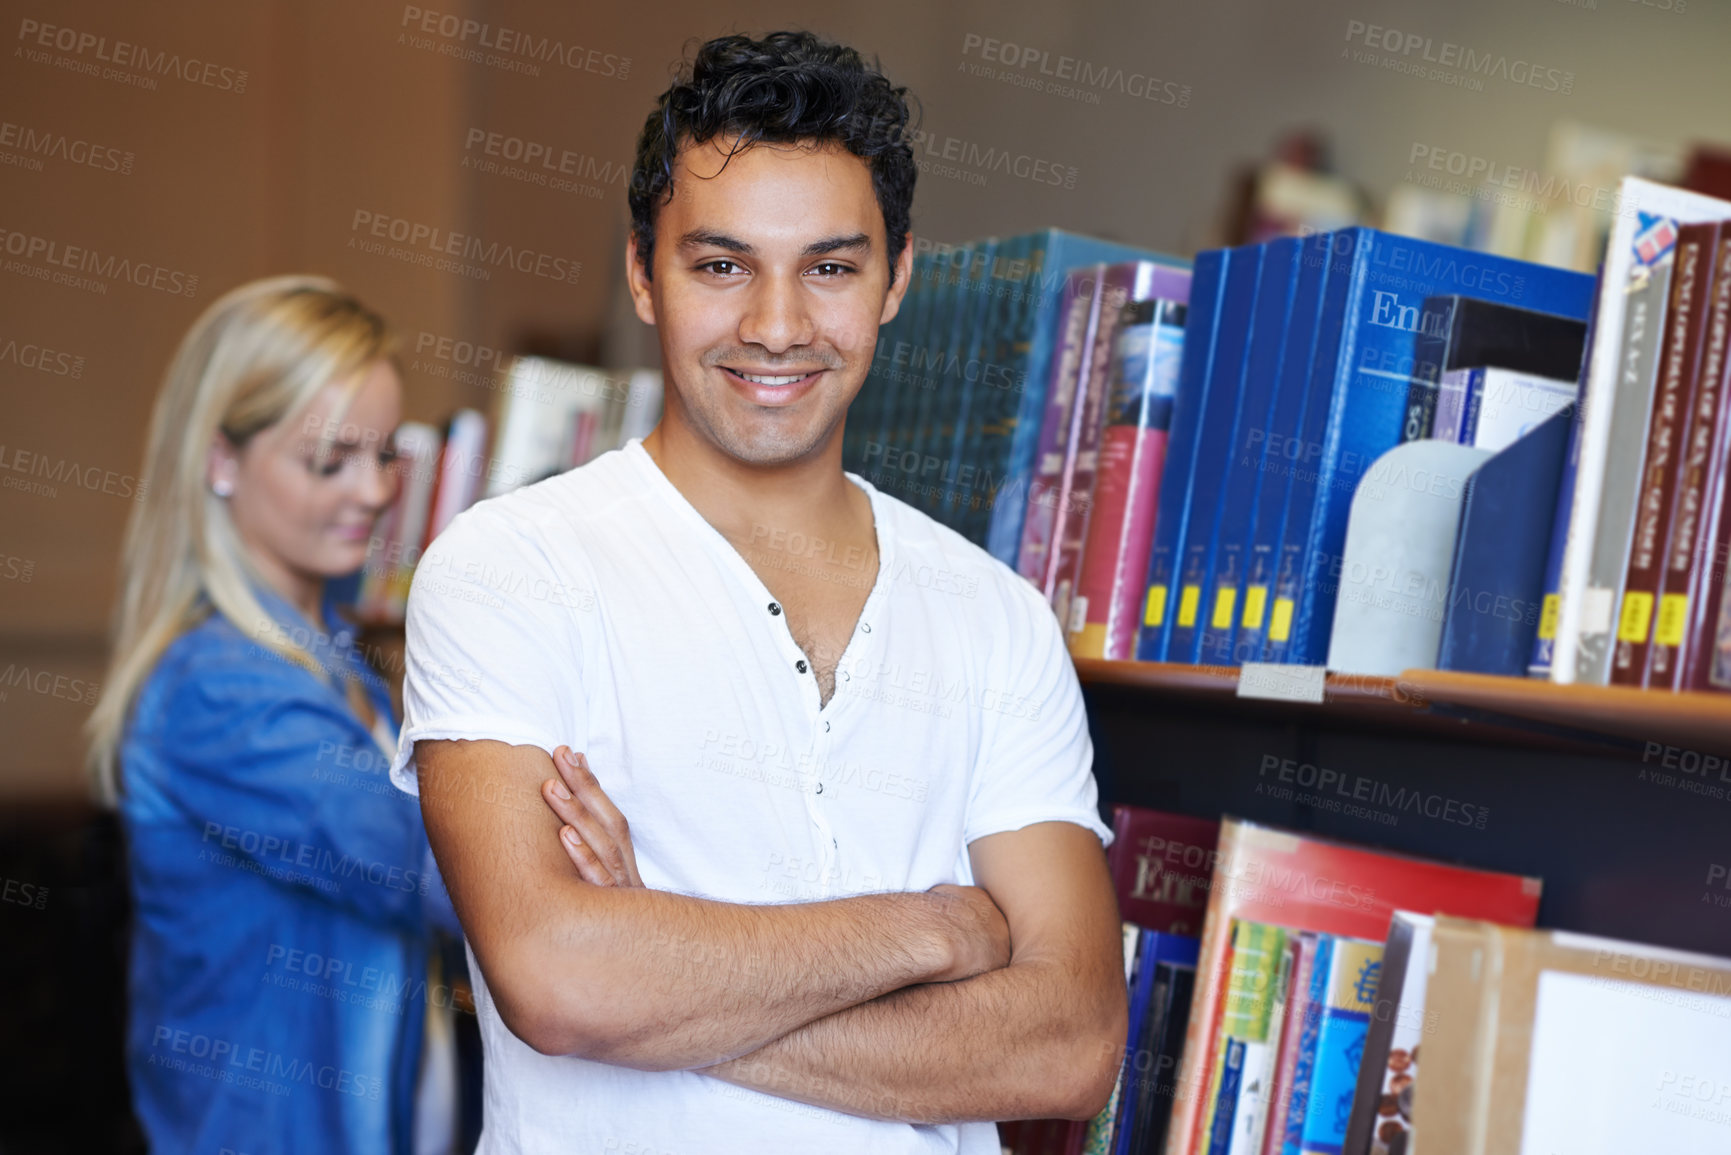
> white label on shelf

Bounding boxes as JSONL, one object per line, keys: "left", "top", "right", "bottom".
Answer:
{"left": 1237, "top": 663, "right": 1326, "bottom": 704}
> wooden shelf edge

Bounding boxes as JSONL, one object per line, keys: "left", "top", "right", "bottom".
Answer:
{"left": 1074, "top": 658, "right": 1731, "bottom": 751}
{"left": 1395, "top": 667, "right": 1731, "bottom": 751}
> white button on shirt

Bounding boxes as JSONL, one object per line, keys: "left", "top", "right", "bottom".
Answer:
{"left": 389, "top": 438, "right": 1109, "bottom": 1155}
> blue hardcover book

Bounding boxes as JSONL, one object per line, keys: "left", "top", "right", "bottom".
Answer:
{"left": 1296, "top": 938, "right": 1382, "bottom": 1155}
{"left": 856, "top": 247, "right": 946, "bottom": 492}
{"left": 1437, "top": 404, "right": 1573, "bottom": 675}
{"left": 916, "top": 238, "right": 998, "bottom": 519}
{"left": 1279, "top": 933, "right": 1334, "bottom": 1155}
{"left": 1530, "top": 277, "right": 1601, "bottom": 677}
{"left": 1136, "top": 248, "right": 1230, "bottom": 662}
{"left": 1108, "top": 929, "right": 1159, "bottom": 1155}
{"left": 1267, "top": 231, "right": 1356, "bottom": 663}
{"left": 1115, "top": 930, "right": 1202, "bottom": 1155}
{"left": 1168, "top": 244, "right": 1266, "bottom": 666}
{"left": 846, "top": 248, "right": 922, "bottom": 477}
{"left": 1206, "top": 1038, "right": 1246, "bottom": 1155}
{"left": 1241, "top": 232, "right": 1331, "bottom": 664}
{"left": 947, "top": 235, "right": 1031, "bottom": 532}
{"left": 1200, "top": 237, "right": 1301, "bottom": 667}
{"left": 983, "top": 230, "right": 1188, "bottom": 564}
{"left": 1281, "top": 228, "right": 1596, "bottom": 665}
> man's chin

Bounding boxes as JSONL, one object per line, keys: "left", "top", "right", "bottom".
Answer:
{"left": 712, "top": 422, "right": 836, "bottom": 469}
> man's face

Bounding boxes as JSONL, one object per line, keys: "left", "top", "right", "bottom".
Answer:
{"left": 629, "top": 135, "right": 910, "bottom": 466}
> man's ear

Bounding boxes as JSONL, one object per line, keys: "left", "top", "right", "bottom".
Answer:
{"left": 879, "top": 232, "right": 915, "bottom": 327}
{"left": 626, "top": 233, "right": 657, "bottom": 327}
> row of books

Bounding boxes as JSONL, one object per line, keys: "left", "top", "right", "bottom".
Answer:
{"left": 1000, "top": 807, "right": 1731, "bottom": 1155}
{"left": 350, "top": 358, "right": 661, "bottom": 623}
{"left": 846, "top": 178, "right": 1731, "bottom": 692}
{"left": 1541, "top": 178, "right": 1731, "bottom": 690}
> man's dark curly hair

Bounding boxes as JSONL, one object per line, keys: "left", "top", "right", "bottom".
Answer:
{"left": 629, "top": 31, "right": 918, "bottom": 286}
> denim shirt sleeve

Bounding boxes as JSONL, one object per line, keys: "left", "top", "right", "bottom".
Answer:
{"left": 135, "top": 632, "right": 433, "bottom": 935}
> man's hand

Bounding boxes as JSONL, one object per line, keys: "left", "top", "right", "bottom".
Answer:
{"left": 540, "top": 745, "right": 1010, "bottom": 983}
{"left": 541, "top": 746, "right": 643, "bottom": 888}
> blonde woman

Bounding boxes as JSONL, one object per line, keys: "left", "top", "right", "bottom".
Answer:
{"left": 88, "top": 276, "right": 460, "bottom": 1155}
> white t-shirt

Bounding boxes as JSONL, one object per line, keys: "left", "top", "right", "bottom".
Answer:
{"left": 390, "top": 438, "right": 1110, "bottom": 1155}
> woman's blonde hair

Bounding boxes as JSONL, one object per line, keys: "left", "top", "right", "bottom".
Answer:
{"left": 85, "top": 275, "right": 400, "bottom": 807}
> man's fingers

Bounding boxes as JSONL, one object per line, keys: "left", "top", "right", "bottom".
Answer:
{"left": 544, "top": 767, "right": 632, "bottom": 886}
{"left": 541, "top": 776, "right": 627, "bottom": 885}
{"left": 558, "top": 825, "right": 615, "bottom": 886}
{"left": 558, "top": 748, "right": 644, "bottom": 887}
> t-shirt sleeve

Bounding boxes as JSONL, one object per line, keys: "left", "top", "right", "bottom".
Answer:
{"left": 389, "top": 501, "right": 591, "bottom": 796}
{"left": 964, "top": 576, "right": 1113, "bottom": 848}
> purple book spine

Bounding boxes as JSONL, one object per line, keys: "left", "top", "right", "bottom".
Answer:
{"left": 1017, "top": 265, "right": 1106, "bottom": 593}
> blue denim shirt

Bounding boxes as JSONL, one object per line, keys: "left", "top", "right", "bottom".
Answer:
{"left": 119, "top": 581, "right": 458, "bottom": 1155}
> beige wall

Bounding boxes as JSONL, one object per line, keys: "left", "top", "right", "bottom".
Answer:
{"left": 1, "top": 0, "right": 1723, "bottom": 801}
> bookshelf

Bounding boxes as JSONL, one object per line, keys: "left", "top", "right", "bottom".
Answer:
{"left": 1078, "top": 657, "right": 1731, "bottom": 963}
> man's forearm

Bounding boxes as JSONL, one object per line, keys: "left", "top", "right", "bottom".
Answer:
{"left": 419, "top": 739, "right": 1010, "bottom": 1070}
{"left": 698, "top": 956, "right": 1124, "bottom": 1124}
{"left": 519, "top": 883, "right": 980, "bottom": 1068}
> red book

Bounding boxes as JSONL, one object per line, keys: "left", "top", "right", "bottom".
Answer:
{"left": 1069, "top": 290, "right": 1190, "bottom": 659}
{"left": 1048, "top": 262, "right": 1156, "bottom": 633}
{"left": 1676, "top": 233, "right": 1731, "bottom": 690}
{"left": 1164, "top": 818, "right": 1544, "bottom": 1155}
{"left": 1614, "top": 224, "right": 1717, "bottom": 685}
{"left": 1107, "top": 805, "right": 1221, "bottom": 936}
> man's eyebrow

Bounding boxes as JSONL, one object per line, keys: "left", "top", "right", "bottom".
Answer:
{"left": 676, "top": 231, "right": 874, "bottom": 258}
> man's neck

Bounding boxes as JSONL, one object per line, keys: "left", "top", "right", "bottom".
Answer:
{"left": 640, "top": 421, "right": 865, "bottom": 546}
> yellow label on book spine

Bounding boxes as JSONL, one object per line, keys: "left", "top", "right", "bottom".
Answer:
{"left": 1177, "top": 585, "right": 1201, "bottom": 628}
{"left": 1617, "top": 591, "right": 1654, "bottom": 644}
{"left": 1242, "top": 585, "right": 1268, "bottom": 630}
{"left": 1211, "top": 587, "right": 1237, "bottom": 630}
{"left": 1655, "top": 593, "right": 1689, "bottom": 648}
{"left": 1144, "top": 585, "right": 1167, "bottom": 628}
{"left": 1269, "top": 597, "right": 1294, "bottom": 643}
{"left": 1537, "top": 593, "right": 1559, "bottom": 641}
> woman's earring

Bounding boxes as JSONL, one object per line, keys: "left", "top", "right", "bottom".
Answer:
{"left": 212, "top": 478, "right": 235, "bottom": 498}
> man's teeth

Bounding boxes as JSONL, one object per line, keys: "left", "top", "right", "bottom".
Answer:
{"left": 737, "top": 371, "right": 808, "bottom": 385}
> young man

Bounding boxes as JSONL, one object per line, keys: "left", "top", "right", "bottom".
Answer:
{"left": 388, "top": 30, "right": 1125, "bottom": 1153}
